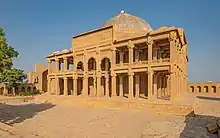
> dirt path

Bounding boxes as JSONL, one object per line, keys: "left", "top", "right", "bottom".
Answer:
{"left": 0, "top": 96, "right": 219, "bottom": 138}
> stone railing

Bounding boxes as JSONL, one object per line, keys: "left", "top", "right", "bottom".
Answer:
{"left": 152, "top": 58, "right": 170, "bottom": 64}
{"left": 115, "top": 63, "right": 129, "bottom": 68}
{"left": 132, "top": 61, "right": 148, "bottom": 66}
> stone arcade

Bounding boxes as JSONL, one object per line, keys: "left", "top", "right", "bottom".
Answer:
{"left": 38, "top": 11, "right": 189, "bottom": 101}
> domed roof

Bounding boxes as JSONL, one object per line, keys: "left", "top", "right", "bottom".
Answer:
{"left": 103, "top": 10, "right": 153, "bottom": 32}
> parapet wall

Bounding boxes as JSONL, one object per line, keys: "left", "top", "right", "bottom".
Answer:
{"left": 188, "top": 82, "right": 220, "bottom": 97}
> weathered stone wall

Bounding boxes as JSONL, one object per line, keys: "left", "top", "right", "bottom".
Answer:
{"left": 188, "top": 82, "right": 220, "bottom": 97}
{"left": 28, "top": 64, "right": 48, "bottom": 92}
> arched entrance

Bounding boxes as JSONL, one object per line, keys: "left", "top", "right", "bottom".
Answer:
{"left": 87, "top": 58, "right": 97, "bottom": 96}
{"left": 101, "top": 58, "right": 111, "bottom": 96}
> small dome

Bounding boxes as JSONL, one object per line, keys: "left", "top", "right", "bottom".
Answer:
{"left": 103, "top": 10, "right": 153, "bottom": 32}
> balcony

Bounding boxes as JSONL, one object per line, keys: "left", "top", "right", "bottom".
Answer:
{"left": 152, "top": 58, "right": 170, "bottom": 64}
{"left": 115, "top": 63, "right": 129, "bottom": 69}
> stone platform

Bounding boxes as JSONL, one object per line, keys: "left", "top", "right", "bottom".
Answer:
{"left": 35, "top": 94, "right": 195, "bottom": 116}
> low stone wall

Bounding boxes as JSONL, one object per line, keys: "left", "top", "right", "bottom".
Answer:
{"left": 35, "top": 95, "right": 194, "bottom": 116}
{"left": 0, "top": 96, "right": 35, "bottom": 103}
{"left": 188, "top": 82, "right": 220, "bottom": 97}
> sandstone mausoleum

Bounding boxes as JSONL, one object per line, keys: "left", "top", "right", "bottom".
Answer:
{"left": 29, "top": 10, "right": 189, "bottom": 101}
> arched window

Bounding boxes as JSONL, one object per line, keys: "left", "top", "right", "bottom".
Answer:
{"left": 212, "top": 86, "right": 216, "bottom": 93}
{"left": 204, "top": 86, "right": 208, "bottom": 93}
{"left": 197, "top": 86, "right": 201, "bottom": 92}
{"left": 190, "top": 86, "right": 194, "bottom": 92}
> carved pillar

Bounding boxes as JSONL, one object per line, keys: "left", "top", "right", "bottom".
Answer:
{"left": 157, "top": 75, "right": 161, "bottom": 98}
{"left": 119, "top": 74, "right": 123, "bottom": 96}
{"left": 169, "top": 32, "right": 176, "bottom": 64}
{"left": 128, "top": 72, "right": 134, "bottom": 98}
{"left": 56, "top": 77, "right": 60, "bottom": 95}
{"left": 128, "top": 42, "right": 134, "bottom": 64}
{"left": 111, "top": 73, "right": 116, "bottom": 96}
{"left": 135, "top": 74, "right": 140, "bottom": 98}
{"left": 83, "top": 76, "right": 88, "bottom": 96}
{"left": 83, "top": 51, "right": 88, "bottom": 96}
{"left": 147, "top": 37, "right": 153, "bottom": 63}
{"left": 64, "top": 77, "right": 68, "bottom": 95}
{"left": 162, "top": 75, "right": 166, "bottom": 97}
{"left": 64, "top": 57, "right": 68, "bottom": 71}
{"left": 93, "top": 76, "right": 96, "bottom": 96}
{"left": 47, "top": 77, "right": 51, "bottom": 94}
{"left": 105, "top": 74, "right": 109, "bottom": 97}
{"left": 170, "top": 66, "right": 176, "bottom": 101}
{"left": 47, "top": 59, "right": 51, "bottom": 74}
{"left": 148, "top": 69, "right": 153, "bottom": 98}
{"left": 111, "top": 47, "right": 116, "bottom": 68}
{"left": 73, "top": 75, "right": 77, "bottom": 96}
{"left": 55, "top": 59, "right": 60, "bottom": 72}
{"left": 153, "top": 73, "right": 157, "bottom": 98}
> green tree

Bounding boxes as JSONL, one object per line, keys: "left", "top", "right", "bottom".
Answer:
{"left": 0, "top": 26, "right": 26, "bottom": 91}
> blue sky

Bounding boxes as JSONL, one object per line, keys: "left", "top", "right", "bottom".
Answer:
{"left": 0, "top": 0, "right": 219, "bottom": 82}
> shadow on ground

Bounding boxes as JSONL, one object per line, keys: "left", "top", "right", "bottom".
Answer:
{"left": 180, "top": 112, "right": 220, "bottom": 138}
{"left": 0, "top": 102, "right": 55, "bottom": 125}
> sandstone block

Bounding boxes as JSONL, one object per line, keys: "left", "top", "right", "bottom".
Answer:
{"left": 207, "top": 123, "right": 218, "bottom": 134}
{"left": 218, "top": 130, "right": 220, "bottom": 138}
{"left": 216, "top": 120, "right": 220, "bottom": 129}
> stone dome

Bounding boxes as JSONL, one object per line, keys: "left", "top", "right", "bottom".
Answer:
{"left": 103, "top": 10, "right": 153, "bottom": 32}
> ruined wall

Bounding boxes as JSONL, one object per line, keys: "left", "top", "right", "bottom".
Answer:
{"left": 188, "top": 82, "right": 220, "bottom": 97}
{"left": 28, "top": 64, "right": 48, "bottom": 92}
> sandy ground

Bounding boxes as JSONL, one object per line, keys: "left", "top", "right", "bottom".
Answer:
{"left": 0, "top": 96, "right": 220, "bottom": 138}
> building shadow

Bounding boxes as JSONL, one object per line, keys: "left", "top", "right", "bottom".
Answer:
{"left": 180, "top": 111, "right": 220, "bottom": 138}
{"left": 0, "top": 102, "right": 55, "bottom": 125}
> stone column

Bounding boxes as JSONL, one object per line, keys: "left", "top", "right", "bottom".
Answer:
{"left": 148, "top": 37, "right": 153, "bottom": 63}
{"left": 83, "top": 76, "right": 88, "bottom": 96}
{"left": 83, "top": 51, "right": 88, "bottom": 96}
{"left": 47, "top": 77, "right": 51, "bottom": 94}
{"left": 97, "top": 75, "right": 101, "bottom": 96}
{"left": 105, "top": 75, "right": 109, "bottom": 97}
{"left": 162, "top": 76, "right": 166, "bottom": 97}
{"left": 157, "top": 75, "right": 161, "bottom": 98}
{"left": 170, "top": 66, "right": 176, "bottom": 101}
{"left": 93, "top": 76, "right": 96, "bottom": 96}
{"left": 148, "top": 69, "right": 153, "bottom": 98}
{"left": 111, "top": 73, "right": 117, "bottom": 96}
{"left": 55, "top": 59, "right": 60, "bottom": 72}
{"left": 135, "top": 74, "right": 140, "bottom": 98}
{"left": 169, "top": 32, "right": 177, "bottom": 64}
{"left": 153, "top": 73, "right": 157, "bottom": 98}
{"left": 47, "top": 59, "right": 51, "bottom": 74}
{"left": 167, "top": 75, "right": 171, "bottom": 97}
{"left": 111, "top": 47, "right": 116, "bottom": 68}
{"left": 128, "top": 42, "right": 134, "bottom": 64}
{"left": 64, "top": 77, "right": 68, "bottom": 95}
{"left": 74, "top": 77, "right": 78, "bottom": 96}
{"left": 119, "top": 74, "right": 123, "bottom": 96}
{"left": 128, "top": 72, "right": 134, "bottom": 98}
{"left": 64, "top": 57, "right": 68, "bottom": 71}
{"left": 56, "top": 77, "right": 60, "bottom": 95}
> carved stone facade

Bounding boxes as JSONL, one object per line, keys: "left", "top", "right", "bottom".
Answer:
{"left": 44, "top": 11, "right": 188, "bottom": 101}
